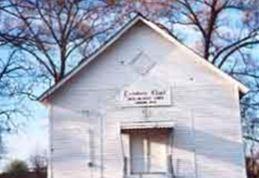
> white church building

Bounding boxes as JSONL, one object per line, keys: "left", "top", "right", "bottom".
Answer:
{"left": 39, "top": 15, "right": 249, "bottom": 178}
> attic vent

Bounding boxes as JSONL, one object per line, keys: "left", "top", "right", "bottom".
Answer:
{"left": 129, "top": 51, "right": 156, "bottom": 75}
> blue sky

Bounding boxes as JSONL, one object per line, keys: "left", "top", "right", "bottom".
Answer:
{"left": 0, "top": 43, "right": 50, "bottom": 170}
{"left": 0, "top": 101, "right": 48, "bottom": 170}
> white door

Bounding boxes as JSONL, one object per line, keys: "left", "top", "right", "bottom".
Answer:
{"left": 149, "top": 132, "right": 168, "bottom": 173}
{"left": 130, "top": 130, "right": 168, "bottom": 174}
{"left": 130, "top": 134, "right": 146, "bottom": 173}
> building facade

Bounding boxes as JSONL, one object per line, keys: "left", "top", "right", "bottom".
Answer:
{"left": 39, "top": 16, "right": 249, "bottom": 178}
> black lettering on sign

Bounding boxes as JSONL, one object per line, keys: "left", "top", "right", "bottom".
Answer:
{"left": 122, "top": 88, "right": 171, "bottom": 106}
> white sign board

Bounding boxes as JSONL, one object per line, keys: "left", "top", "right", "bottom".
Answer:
{"left": 121, "top": 87, "right": 171, "bottom": 107}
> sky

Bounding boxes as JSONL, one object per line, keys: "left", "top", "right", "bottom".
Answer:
{"left": 0, "top": 101, "right": 48, "bottom": 171}
{"left": 0, "top": 45, "right": 49, "bottom": 171}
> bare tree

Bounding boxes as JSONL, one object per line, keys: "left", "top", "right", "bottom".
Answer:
{"left": 30, "top": 152, "right": 47, "bottom": 178}
{"left": 0, "top": 0, "right": 127, "bottom": 83}
{"left": 0, "top": 49, "right": 33, "bottom": 158}
{"left": 0, "top": 52, "right": 30, "bottom": 120}
{"left": 110, "top": 0, "right": 259, "bottom": 65}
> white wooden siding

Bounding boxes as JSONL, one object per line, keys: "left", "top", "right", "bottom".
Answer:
{"left": 48, "top": 21, "right": 246, "bottom": 178}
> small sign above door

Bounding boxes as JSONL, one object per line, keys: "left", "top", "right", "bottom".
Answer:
{"left": 121, "top": 87, "right": 171, "bottom": 107}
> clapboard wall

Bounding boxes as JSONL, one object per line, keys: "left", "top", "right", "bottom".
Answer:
{"left": 47, "top": 20, "right": 247, "bottom": 178}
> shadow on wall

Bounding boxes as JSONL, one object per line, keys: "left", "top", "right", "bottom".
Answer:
{"left": 173, "top": 124, "right": 245, "bottom": 167}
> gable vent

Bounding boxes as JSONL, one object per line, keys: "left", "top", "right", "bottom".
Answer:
{"left": 129, "top": 51, "right": 156, "bottom": 75}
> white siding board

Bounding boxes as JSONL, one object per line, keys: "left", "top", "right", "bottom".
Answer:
{"left": 47, "top": 22, "right": 246, "bottom": 178}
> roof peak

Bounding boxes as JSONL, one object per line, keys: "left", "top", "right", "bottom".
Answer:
{"left": 38, "top": 13, "right": 249, "bottom": 102}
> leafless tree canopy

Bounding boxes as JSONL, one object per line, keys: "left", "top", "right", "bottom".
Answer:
{"left": 0, "top": 50, "right": 31, "bottom": 130}
{"left": 0, "top": 0, "right": 129, "bottom": 83}
{"left": 30, "top": 152, "right": 47, "bottom": 176}
{"left": 0, "top": 0, "right": 258, "bottom": 157}
{"left": 0, "top": 0, "right": 128, "bottom": 136}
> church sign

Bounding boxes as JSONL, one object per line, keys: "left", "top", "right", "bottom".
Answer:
{"left": 121, "top": 87, "right": 171, "bottom": 107}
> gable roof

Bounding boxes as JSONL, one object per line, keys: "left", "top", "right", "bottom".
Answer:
{"left": 38, "top": 15, "right": 249, "bottom": 102}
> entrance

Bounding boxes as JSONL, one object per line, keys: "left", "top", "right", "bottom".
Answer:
{"left": 129, "top": 129, "right": 169, "bottom": 174}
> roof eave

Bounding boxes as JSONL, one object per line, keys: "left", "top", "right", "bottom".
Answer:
{"left": 238, "top": 84, "right": 250, "bottom": 95}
